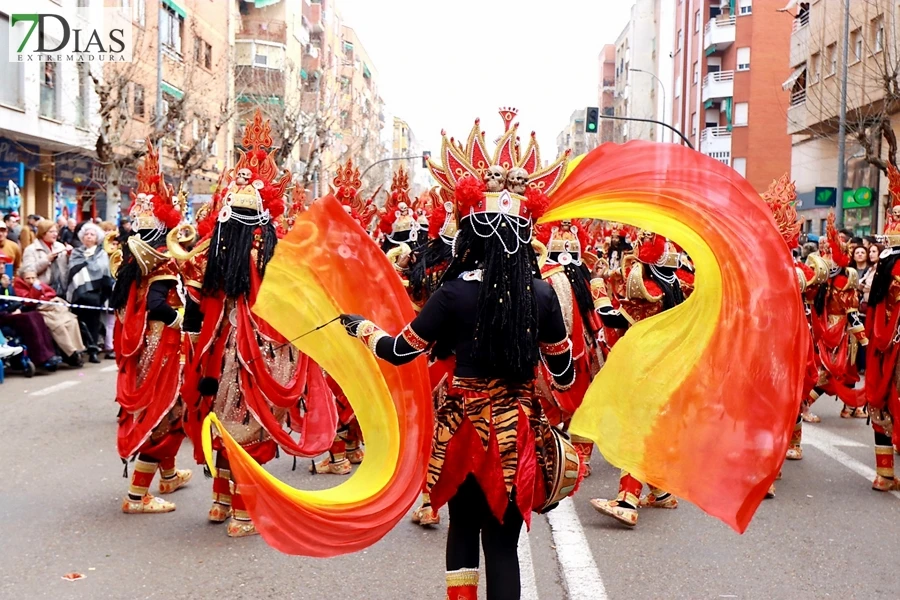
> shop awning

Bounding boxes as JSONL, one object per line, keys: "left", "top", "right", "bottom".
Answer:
{"left": 163, "top": 0, "right": 186, "bottom": 19}
{"left": 300, "top": 68, "right": 308, "bottom": 80}
{"left": 782, "top": 66, "right": 806, "bottom": 91}
{"left": 160, "top": 81, "right": 184, "bottom": 100}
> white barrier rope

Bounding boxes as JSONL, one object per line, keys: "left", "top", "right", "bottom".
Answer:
{"left": 0, "top": 294, "right": 112, "bottom": 312}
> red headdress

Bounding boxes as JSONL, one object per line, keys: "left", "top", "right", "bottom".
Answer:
{"left": 825, "top": 211, "right": 850, "bottom": 269}
{"left": 425, "top": 187, "right": 458, "bottom": 244}
{"left": 426, "top": 108, "right": 569, "bottom": 227}
{"left": 761, "top": 174, "right": 802, "bottom": 250}
{"left": 885, "top": 164, "right": 900, "bottom": 236}
{"left": 331, "top": 158, "right": 378, "bottom": 231}
{"left": 378, "top": 165, "right": 417, "bottom": 243}
{"left": 129, "top": 140, "right": 181, "bottom": 231}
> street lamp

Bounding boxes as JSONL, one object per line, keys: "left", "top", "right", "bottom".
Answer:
{"left": 835, "top": 0, "right": 851, "bottom": 228}
{"left": 630, "top": 68, "right": 668, "bottom": 143}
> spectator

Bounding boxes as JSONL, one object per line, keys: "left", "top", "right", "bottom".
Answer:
{"left": 118, "top": 217, "right": 133, "bottom": 243}
{"left": 27, "top": 214, "right": 42, "bottom": 232}
{"left": 3, "top": 212, "right": 20, "bottom": 243}
{"left": 860, "top": 243, "right": 882, "bottom": 310}
{"left": 22, "top": 219, "right": 71, "bottom": 296}
{"left": 801, "top": 242, "right": 818, "bottom": 260}
{"left": 17, "top": 219, "right": 34, "bottom": 251}
{"left": 98, "top": 221, "right": 118, "bottom": 358}
{"left": 70, "top": 219, "right": 87, "bottom": 249}
{"left": 57, "top": 216, "right": 75, "bottom": 246}
{"left": 0, "top": 220, "right": 22, "bottom": 274}
{"left": 66, "top": 222, "right": 113, "bottom": 363}
{"left": 864, "top": 235, "right": 877, "bottom": 249}
{"left": 852, "top": 245, "right": 870, "bottom": 279}
{"left": 0, "top": 273, "right": 61, "bottom": 369}
{"left": 13, "top": 268, "right": 84, "bottom": 367}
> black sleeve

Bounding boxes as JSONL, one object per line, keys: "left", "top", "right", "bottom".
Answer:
{"left": 537, "top": 283, "right": 576, "bottom": 388}
{"left": 372, "top": 285, "right": 451, "bottom": 366}
{"left": 146, "top": 280, "right": 179, "bottom": 325}
{"left": 597, "top": 306, "right": 630, "bottom": 329}
{"left": 183, "top": 295, "right": 202, "bottom": 334}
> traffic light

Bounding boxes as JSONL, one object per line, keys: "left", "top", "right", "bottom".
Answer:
{"left": 585, "top": 107, "right": 599, "bottom": 133}
{"left": 422, "top": 150, "right": 431, "bottom": 168}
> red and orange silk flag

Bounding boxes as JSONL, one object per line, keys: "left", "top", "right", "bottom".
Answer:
{"left": 203, "top": 196, "right": 432, "bottom": 556}
{"left": 547, "top": 141, "right": 805, "bottom": 533}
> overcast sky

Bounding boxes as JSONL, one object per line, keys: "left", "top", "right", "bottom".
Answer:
{"left": 338, "top": 0, "right": 633, "bottom": 162}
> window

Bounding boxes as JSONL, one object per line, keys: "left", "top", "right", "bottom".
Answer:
{"left": 135, "top": 0, "right": 145, "bottom": 27}
{"left": 851, "top": 29, "right": 862, "bottom": 63}
{"left": 204, "top": 42, "right": 212, "bottom": 69}
{"left": 737, "top": 47, "right": 750, "bottom": 71}
{"left": 40, "top": 61, "right": 58, "bottom": 119}
{"left": 692, "top": 61, "right": 699, "bottom": 84}
{"left": 194, "top": 35, "right": 203, "bottom": 63}
{"left": 810, "top": 52, "right": 821, "bottom": 82}
{"left": 691, "top": 111, "right": 698, "bottom": 136}
{"left": 694, "top": 10, "right": 701, "bottom": 33}
{"left": 733, "top": 158, "right": 747, "bottom": 177}
{"left": 675, "top": 74, "right": 682, "bottom": 98}
{"left": 826, "top": 43, "right": 837, "bottom": 75}
{"left": 0, "top": 15, "right": 24, "bottom": 108}
{"left": 75, "top": 63, "right": 90, "bottom": 128}
{"left": 738, "top": 0, "right": 752, "bottom": 15}
{"left": 677, "top": 29, "right": 683, "bottom": 51}
{"left": 134, "top": 83, "right": 145, "bottom": 118}
{"left": 161, "top": 5, "right": 184, "bottom": 55}
{"left": 872, "top": 16, "right": 884, "bottom": 53}
{"left": 819, "top": 218, "right": 827, "bottom": 235}
{"left": 734, "top": 102, "right": 749, "bottom": 126}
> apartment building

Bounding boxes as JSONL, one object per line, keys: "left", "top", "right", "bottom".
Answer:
{"left": 556, "top": 109, "right": 599, "bottom": 157}
{"left": 786, "top": 0, "right": 891, "bottom": 235}
{"left": 672, "top": 0, "right": 792, "bottom": 192}
{"left": 613, "top": 0, "right": 675, "bottom": 143}
{"left": 598, "top": 44, "right": 616, "bottom": 143}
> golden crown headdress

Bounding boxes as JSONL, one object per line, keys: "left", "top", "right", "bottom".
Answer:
{"left": 129, "top": 140, "right": 180, "bottom": 232}
{"left": 379, "top": 164, "right": 418, "bottom": 242}
{"left": 761, "top": 174, "right": 802, "bottom": 250}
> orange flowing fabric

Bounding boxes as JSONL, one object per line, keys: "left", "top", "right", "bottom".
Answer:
{"left": 551, "top": 141, "right": 805, "bottom": 533}
{"left": 203, "top": 195, "right": 432, "bottom": 556}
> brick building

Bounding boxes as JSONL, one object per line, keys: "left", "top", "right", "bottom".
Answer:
{"left": 672, "top": 0, "right": 793, "bottom": 192}
{"left": 598, "top": 44, "right": 616, "bottom": 143}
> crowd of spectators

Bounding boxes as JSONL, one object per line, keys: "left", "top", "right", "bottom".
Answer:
{"left": 0, "top": 211, "right": 124, "bottom": 372}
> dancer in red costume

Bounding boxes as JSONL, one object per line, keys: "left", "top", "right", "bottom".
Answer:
{"left": 807, "top": 213, "right": 868, "bottom": 420}
{"left": 760, "top": 175, "right": 825, "bottom": 496}
{"left": 109, "top": 142, "right": 192, "bottom": 514}
{"left": 172, "top": 110, "right": 332, "bottom": 536}
{"left": 589, "top": 231, "right": 688, "bottom": 527}
{"left": 865, "top": 164, "right": 900, "bottom": 491}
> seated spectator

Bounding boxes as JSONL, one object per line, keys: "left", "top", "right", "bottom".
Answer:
{"left": 22, "top": 219, "right": 71, "bottom": 297}
{"left": 13, "top": 268, "right": 84, "bottom": 367}
{"left": 0, "top": 219, "right": 22, "bottom": 274}
{"left": 66, "top": 223, "right": 113, "bottom": 364}
{"left": 0, "top": 273, "right": 60, "bottom": 369}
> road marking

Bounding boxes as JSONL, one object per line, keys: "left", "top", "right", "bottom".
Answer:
{"left": 518, "top": 525, "right": 539, "bottom": 600}
{"left": 545, "top": 498, "right": 608, "bottom": 600}
{"left": 29, "top": 380, "right": 80, "bottom": 397}
{"left": 100, "top": 365, "right": 118, "bottom": 373}
{"left": 804, "top": 427, "right": 900, "bottom": 500}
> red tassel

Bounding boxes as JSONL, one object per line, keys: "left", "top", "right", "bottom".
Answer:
{"left": 524, "top": 187, "right": 550, "bottom": 220}
{"left": 454, "top": 175, "right": 485, "bottom": 215}
{"left": 636, "top": 233, "right": 666, "bottom": 264}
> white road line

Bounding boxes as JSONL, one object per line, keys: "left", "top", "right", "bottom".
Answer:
{"left": 545, "top": 497, "right": 608, "bottom": 600}
{"left": 29, "top": 380, "right": 80, "bottom": 397}
{"left": 804, "top": 427, "right": 900, "bottom": 500}
{"left": 100, "top": 365, "right": 118, "bottom": 373}
{"left": 518, "top": 524, "right": 539, "bottom": 600}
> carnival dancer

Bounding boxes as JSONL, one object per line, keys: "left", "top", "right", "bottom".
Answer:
{"left": 378, "top": 165, "right": 419, "bottom": 264}
{"left": 309, "top": 158, "right": 377, "bottom": 476}
{"left": 533, "top": 221, "right": 602, "bottom": 476}
{"left": 108, "top": 142, "right": 192, "bottom": 514}
{"left": 760, "top": 175, "right": 825, "bottom": 496}
{"left": 865, "top": 164, "right": 900, "bottom": 491}
{"left": 173, "top": 110, "right": 310, "bottom": 537}
{"left": 807, "top": 213, "right": 868, "bottom": 419}
{"left": 589, "top": 231, "right": 687, "bottom": 527}
{"left": 340, "top": 113, "right": 578, "bottom": 600}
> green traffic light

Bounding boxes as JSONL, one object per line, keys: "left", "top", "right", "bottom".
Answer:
{"left": 587, "top": 123, "right": 596, "bottom": 131}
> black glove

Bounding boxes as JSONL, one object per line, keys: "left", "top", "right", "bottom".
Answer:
{"left": 339, "top": 313, "right": 366, "bottom": 337}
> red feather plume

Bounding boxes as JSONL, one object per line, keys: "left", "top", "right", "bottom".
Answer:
{"left": 454, "top": 174, "right": 485, "bottom": 215}
{"left": 636, "top": 233, "right": 666, "bottom": 264}
{"left": 151, "top": 194, "right": 181, "bottom": 229}
{"left": 524, "top": 187, "right": 550, "bottom": 220}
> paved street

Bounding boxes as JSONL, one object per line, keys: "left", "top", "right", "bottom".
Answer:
{"left": 2, "top": 363, "right": 898, "bottom": 600}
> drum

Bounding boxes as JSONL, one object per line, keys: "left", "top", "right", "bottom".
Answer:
{"left": 539, "top": 427, "right": 581, "bottom": 513}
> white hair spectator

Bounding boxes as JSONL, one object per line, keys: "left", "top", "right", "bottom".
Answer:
{"left": 77, "top": 222, "right": 106, "bottom": 245}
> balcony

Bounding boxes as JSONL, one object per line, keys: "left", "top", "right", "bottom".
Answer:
{"left": 786, "top": 91, "right": 811, "bottom": 135}
{"left": 236, "top": 19, "right": 287, "bottom": 44}
{"left": 601, "top": 78, "right": 615, "bottom": 90}
{"left": 789, "top": 14, "right": 810, "bottom": 68}
{"left": 701, "top": 70, "right": 734, "bottom": 102}
{"left": 700, "top": 126, "right": 732, "bottom": 166}
{"left": 235, "top": 65, "right": 285, "bottom": 95}
{"left": 307, "top": 3, "right": 324, "bottom": 33}
{"left": 704, "top": 16, "right": 736, "bottom": 53}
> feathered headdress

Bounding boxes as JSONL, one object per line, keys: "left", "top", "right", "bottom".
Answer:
{"left": 885, "top": 164, "right": 900, "bottom": 237}
{"left": 825, "top": 211, "right": 849, "bottom": 269}
{"left": 129, "top": 140, "right": 181, "bottom": 231}
{"left": 379, "top": 165, "right": 417, "bottom": 243}
{"left": 761, "top": 174, "right": 802, "bottom": 250}
{"left": 332, "top": 158, "right": 378, "bottom": 231}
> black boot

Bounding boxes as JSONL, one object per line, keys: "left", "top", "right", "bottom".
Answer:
{"left": 63, "top": 352, "right": 84, "bottom": 368}
{"left": 88, "top": 348, "right": 100, "bottom": 364}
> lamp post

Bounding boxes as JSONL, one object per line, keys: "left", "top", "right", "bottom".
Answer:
{"left": 630, "top": 68, "right": 669, "bottom": 143}
{"left": 835, "top": 0, "right": 851, "bottom": 228}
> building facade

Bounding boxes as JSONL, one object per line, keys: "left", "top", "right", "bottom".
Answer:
{"left": 556, "top": 109, "right": 599, "bottom": 157}
{"left": 613, "top": 0, "right": 675, "bottom": 143}
{"left": 787, "top": 0, "right": 892, "bottom": 235}
{"left": 672, "top": 0, "right": 792, "bottom": 192}
{"left": 598, "top": 44, "right": 617, "bottom": 143}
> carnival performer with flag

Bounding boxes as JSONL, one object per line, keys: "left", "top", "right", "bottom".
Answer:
{"left": 309, "top": 158, "right": 377, "bottom": 476}
{"left": 339, "top": 112, "right": 580, "bottom": 600}
{"left": 109, "top": 141, "right": 192, "bottom": 514}
{"left": 171, "top": 109, "right": 331, "bottom": 537}
{"left": 588, "top": 230, "right": 688, "bottom": 527}
{"left": 865, "top": 164, "right": 900, "bottom": 491}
